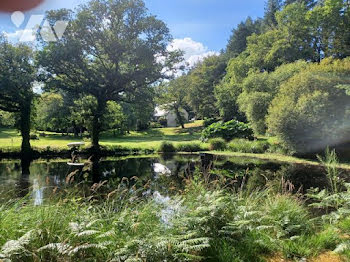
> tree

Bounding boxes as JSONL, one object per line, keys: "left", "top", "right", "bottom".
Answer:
{"left": 71, "top": 95, "right": 125, "bottom": 136}
{"left": 308, "top": 0, "right": 350, "bottom": 60}
{"left": 264, "top": 0, "right": 283, "bottom": 27}
{"left": 186, "top": 55, "right": 226, "bottom": 119}
{"left": 267, "top": 58, "right": 350, "bottom": 153}
{"left": 38, "top": 0, "right": 180, "bottom": 152}
{"left": 226, "top": 17, "right": 263, "bottom": 58}
{"left": 36, "top": 92, "right": 71, "bottom": 133}
{"left": 121, "top": 87, "right": 155, "bottom": 132}
{"left": 214, "top": 81, "right": 245, "bottom": 122}
{"left": 0, "top": 36, "right": 36, "bottom": 157}
{"left": 157, "top": 76, "right": 189, "bottom": 129}
{"left": 284, "top": 0, "right": 317, "bottom": 9}
{"left": 237, "top": 61, "right": 308, "bottom": 134}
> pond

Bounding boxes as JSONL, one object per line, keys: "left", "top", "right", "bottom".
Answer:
{"left": 0, "top": 153, "right": 345, "bottom": 204}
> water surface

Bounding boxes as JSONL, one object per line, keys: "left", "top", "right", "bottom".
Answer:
{"left": 0, "top": 154, "right": 344, "bottom": 204}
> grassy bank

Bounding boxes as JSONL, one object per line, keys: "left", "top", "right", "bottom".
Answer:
{"left": 0, "top": 169, "right": 349, "bottom": 261}
{"left": 0, "top": 121, "right": 208, "bottom": 157}
{"left": 1, "top": 123, "right": 349, "bottom": 170}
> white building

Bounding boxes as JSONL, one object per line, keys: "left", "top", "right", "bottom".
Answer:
{"left": 154, "top": 106, "right": 189, "bottom": 127}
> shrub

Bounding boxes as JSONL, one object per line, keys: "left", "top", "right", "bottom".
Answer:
{"left": 176, "top": 142, "right": 205, "bottom": 152}
{"left": 201, "top": 120, "right": 254, "bottom": 142}
{"left": 228, "top": 139, "right": 270, "bottom": 153}
{"left": 158, "top": 141, "right": 176, "bottom": 153}
{"left": 150, "top": 122, "right": 163, "bottom": 129}
{"left": 209, "top": 138, "right": 227, "bottom": 151}
{"left": 267, "top": 58, "right": 350, "bottom": 153}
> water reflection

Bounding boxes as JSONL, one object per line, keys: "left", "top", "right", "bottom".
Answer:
{"left": 33, "top": 179, "right": 43, "bottom": 206}
{"left": 0, "top": 154, "right": 348, "bottom": 205}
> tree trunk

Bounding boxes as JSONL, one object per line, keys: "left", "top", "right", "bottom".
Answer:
{"left": 91, "top": 98, "right": 106, "bottom": 154}
{"left": 91, "top": 115, "right": 100, "bottom": 153}
{"left": 174, "top": 107, "right": 185, "bottom": 129}
{"left": 20, "top": 103, "right": 32, "bottom": 158}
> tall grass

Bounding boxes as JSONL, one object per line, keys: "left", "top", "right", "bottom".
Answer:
{"left": 0, "top": 167, "right": 348, "bottom": 261}
{"left": 228, "top": 139, "right": 270, "bottom": 154}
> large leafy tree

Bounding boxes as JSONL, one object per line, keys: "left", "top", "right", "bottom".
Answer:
{"left": 237, "top": 61, "right": 308, "bottom": 134}
{"left": 308, "top": 0, "right": 350, "bottom": 60}
{"left": 38, "top": 0, "right": 180, "bottom": 152}
{"left": 0, "top": 37, "right": 36, "bottom": 157}
{"left": 157, "top": 76, "right": 189, "bottom": 129}
{"left": 186, "top": 55, "right": 226, "bottom": 119}
{"left": 267, "top": 58, "right": 350, "bottom": 153}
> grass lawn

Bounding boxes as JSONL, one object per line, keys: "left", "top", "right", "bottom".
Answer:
{"left": 0, "top": 121, "right": 205, "bottom": 151}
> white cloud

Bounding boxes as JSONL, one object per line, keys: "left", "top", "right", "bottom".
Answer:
{"left": 3, "top": 29, "right": 36, "bottom": 42}
{"left": 167, "top": 37, "right": 219, "bottom": 68}
{"left": 3, "top": 30, "right": 25, "bottom": 41}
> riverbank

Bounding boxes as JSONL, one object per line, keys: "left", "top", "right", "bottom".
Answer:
{"left": 1, "top": 123, "right": 350, "bottom": 169}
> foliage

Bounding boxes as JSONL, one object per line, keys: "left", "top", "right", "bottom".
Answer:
{"left": 158, "top": 141, "right": 176, "bottom": 153}
{"left": 201, "top": 120, "right": 254, "bottom": 141}
{"left": 237, "top": 61, "right": 308, "bottom": 134}
{"left": 38, "top": 0, "right": 180, "bottom": 149}
{"left": 176, "top": 142, "right": 205, "bottom": 152}
{"left": 3, "top": 154, "right": 350, "bottom": 261}
{"left": 203, "top": 118, "right": 220, "bottom": 128}
{"left": 185, "top": 55, "right": 227, "bottom": 119}
{"left": 0, "top": 36, "right": 36, "bottom": 156}
{"left": 317, "top": 148, "right": 342, "bottom": 195}
{"left": 226, "top": 17, "right": 263, "bottom": 58}
{"left": 228, "top": 139, "right": 270, "bottom": 154}
{"left": 208, "top": 138, "right": 227, "bottom": 151}
{"left": 267, "top": 58, "right": 350, "bottom": 153}
{"left": 157, "top": 76, "right": 189, "bottom": 129}
{"left": 0, "top": 111, "right": 15, "bottom": 128}
{"left": 35, "top": 92, "right": 71, "bottom": 132}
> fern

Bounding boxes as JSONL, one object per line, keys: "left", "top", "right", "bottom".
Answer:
{"left": 0, "top": 230, "right": 35, "bottom": 260}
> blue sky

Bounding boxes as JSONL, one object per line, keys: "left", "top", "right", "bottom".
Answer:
{"left": 0, "top": 0, "right": 264, "bottom": 63}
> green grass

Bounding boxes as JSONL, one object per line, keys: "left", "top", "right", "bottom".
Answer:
{"left": 208, "top": 151, "right": 350, "bottom": 170}
{"left": 0, "top": 121, "right": 206, "bottom": 152}
{"left": 0, "top": 171, "right": 348, "bottom": 261}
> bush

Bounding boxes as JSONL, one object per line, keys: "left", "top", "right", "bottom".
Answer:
{"left": 228, "top": 139, "right": 270, "bottom": 153}
{"left": 158, "top": 141, "right": 176, "bottom": 153}
{"left": 201, "top": 120, "right": 254, "bottom": 142}
{"left": 150, "top": 122, "right": 163, "bottom": 129}
{"left": 209, "top": 138, "right": 227, "bottom": 151}
{"left": 176, "top": 142, "right": 205, "bottom": 152}
{"left": 267, "top": 58, "right": 350, "bottom": 153}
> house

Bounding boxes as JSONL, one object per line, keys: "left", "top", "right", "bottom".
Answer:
{"left": 154, "top": 106, "right": 189, "bottom": 127}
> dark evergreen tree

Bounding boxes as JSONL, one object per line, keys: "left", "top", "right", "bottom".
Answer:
{"left": 226, "top": 17, "right": 263, "bottom": 58}
{"left": 264, "top": 0, "right": 283, "bottom": 27}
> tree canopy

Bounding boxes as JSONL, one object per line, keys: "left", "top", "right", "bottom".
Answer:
{"left": 38, "top": 0, "right": 180, "bottom": 151}
{"left": 0, "top": 37, "right": 36, "bottom": 156}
